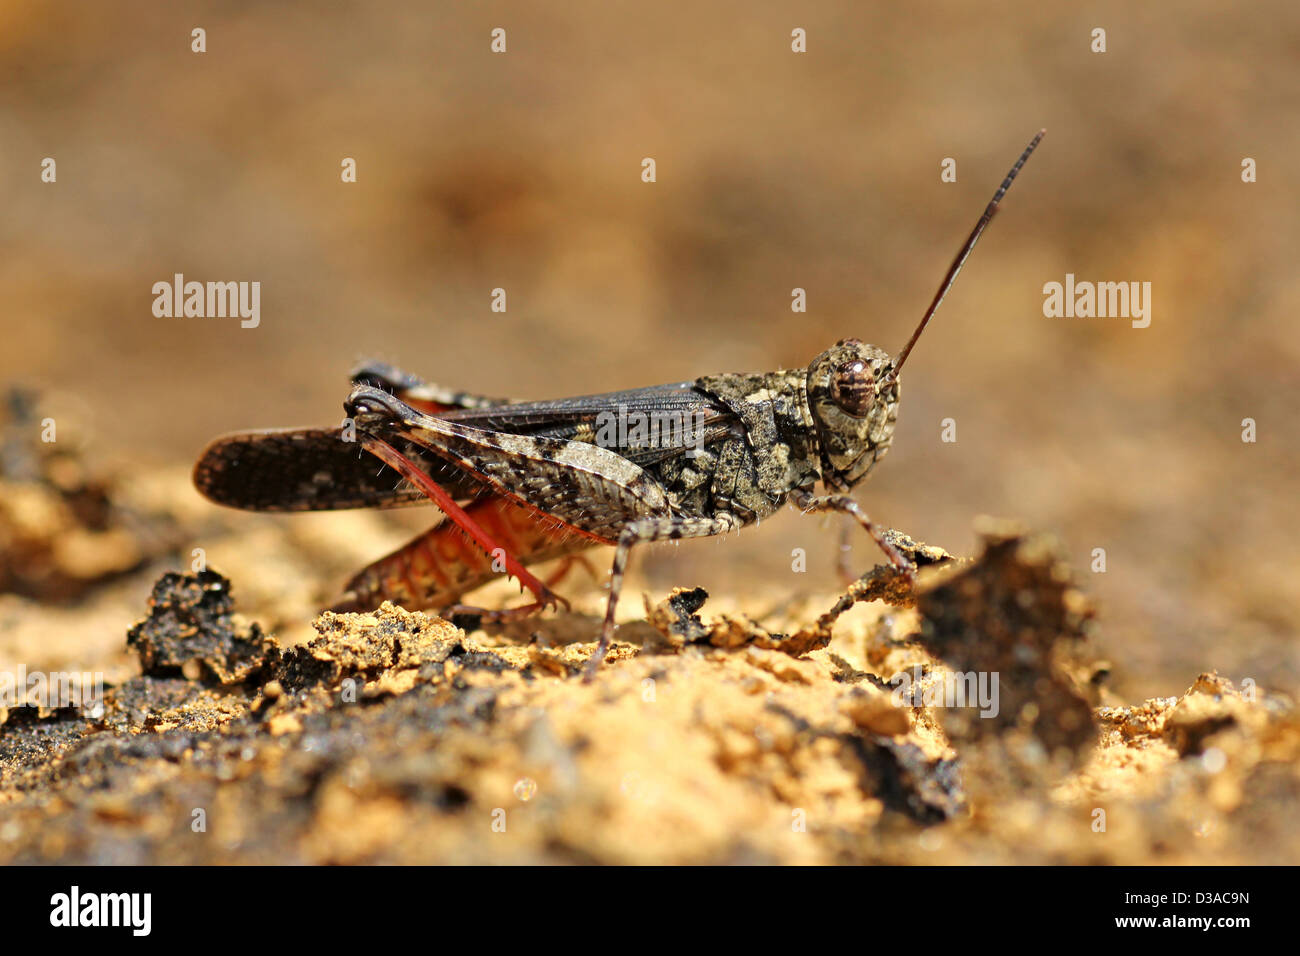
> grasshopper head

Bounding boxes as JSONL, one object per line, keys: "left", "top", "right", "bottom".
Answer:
{"left": 806, "top": 339, "right": 899, "bottom": 490}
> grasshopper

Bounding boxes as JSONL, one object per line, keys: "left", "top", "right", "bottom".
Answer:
{"left": 194, "top": 131, "right": 1044, "bottom": 680}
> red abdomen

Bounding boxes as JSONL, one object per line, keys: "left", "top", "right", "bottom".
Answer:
{"left": 333, "top": 495, "right": 602, "bottom": 612}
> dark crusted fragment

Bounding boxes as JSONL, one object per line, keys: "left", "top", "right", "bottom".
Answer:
{"left": 126, "top": 570, "right": 271, "bottom": 684}
{"left": 913, "top": 519, "right": 1099, "bottom": 770}
{"left": 765, "top": 700, "right": 966, "bottom": 824}
{"left": 645, "top": 586, "right": 713, "bottom": 647}
{"left": 845, "top": 735, "right": 967, "bottom": 824}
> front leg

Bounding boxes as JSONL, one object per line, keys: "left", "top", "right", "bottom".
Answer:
{"left": 792, "top": 490, "right": 914, "bottom": 579}
{"left": 584, "top": 512, "right": 742, "bottom": 682}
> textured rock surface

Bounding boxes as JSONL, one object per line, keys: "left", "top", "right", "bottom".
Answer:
{"left": 1, "top": 529, "right": 1295, "bottom": 864}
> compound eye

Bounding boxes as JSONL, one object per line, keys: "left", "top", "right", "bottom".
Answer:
{"left": 830, "top": 360, "right": 875, "bottom": 418}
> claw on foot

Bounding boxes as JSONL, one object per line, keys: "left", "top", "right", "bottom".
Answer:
{"left": 444, "top": 585, "right": 569, "bottom": 625}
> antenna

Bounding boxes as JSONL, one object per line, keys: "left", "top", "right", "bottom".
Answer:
{"left": 882, "top": 129, "right": 1045, "bottom": 387}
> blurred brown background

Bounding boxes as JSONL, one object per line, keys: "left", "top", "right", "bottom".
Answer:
{"left": 3, "top": 0, "right": 1297, "bottom": 700}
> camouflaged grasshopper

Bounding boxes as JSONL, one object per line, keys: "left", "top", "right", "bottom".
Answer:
{"left": 194, "top": 131, "right": 1044, "bottom": 680}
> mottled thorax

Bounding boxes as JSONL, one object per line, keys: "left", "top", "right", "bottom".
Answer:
{"left": 694, "top": 368, "right": 822, "bottom": 497}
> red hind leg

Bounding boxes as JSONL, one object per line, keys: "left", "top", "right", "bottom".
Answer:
{"left": 332, "top": 497, "right": 596, "bottom": 613}
{"left": 359, "top": 436, "right": 569, "bottom": 614}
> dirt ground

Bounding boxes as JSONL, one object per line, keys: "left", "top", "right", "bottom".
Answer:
{"left": 1, "top": 2, "right": 1298, "bottom": 863}
{"left": 0, "top": 402, "right": 1296, "bottom": 864}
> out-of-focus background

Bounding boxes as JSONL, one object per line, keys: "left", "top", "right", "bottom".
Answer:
{"left": 2, "top": 0, "right": 1297, "bottom": 701}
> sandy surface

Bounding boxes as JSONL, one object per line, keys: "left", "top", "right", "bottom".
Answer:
{"left": 0, "top": 406, "right": 1295, "bottom": 865}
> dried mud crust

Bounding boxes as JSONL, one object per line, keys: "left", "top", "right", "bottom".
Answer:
{"left": 1, "top": 523, "right": 1296, "bottom": 864}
